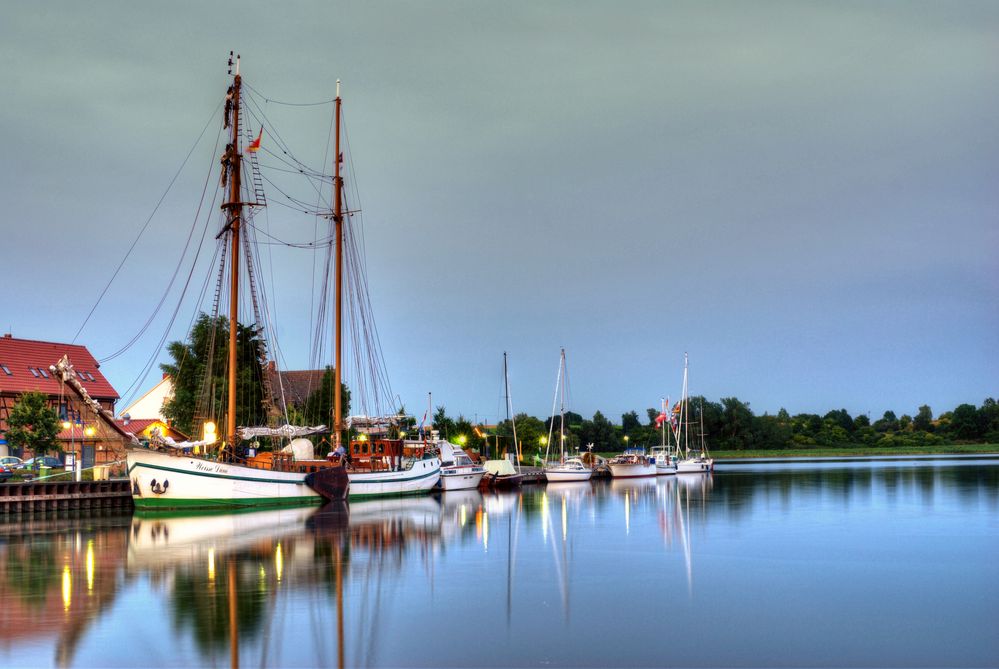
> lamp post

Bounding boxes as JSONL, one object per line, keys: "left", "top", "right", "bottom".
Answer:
{"left": 84, "top": 425, "right": 95, "bottom": 477}
{"left": 623, "top": 435, "right": 630, "bottom": 451}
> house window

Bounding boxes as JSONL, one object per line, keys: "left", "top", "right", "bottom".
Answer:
{"left": 29, "top": 367, "right": 39, "bottom": 377}
{"left": 38, "top": 368, "right": 49, "bottom": 378}
{"left": 0, "top": 364, "right": 11, "bottom": 375}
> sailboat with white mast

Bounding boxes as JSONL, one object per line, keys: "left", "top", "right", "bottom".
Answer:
{"left": 543, "top": 348, "right": 592, "bottom": 482}
{"left": 675, "top": 354, "right": 714, "bottom": 474}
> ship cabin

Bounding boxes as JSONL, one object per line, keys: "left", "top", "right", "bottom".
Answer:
{"left": 350, "top": 435, "right": 426, "bottom": 472}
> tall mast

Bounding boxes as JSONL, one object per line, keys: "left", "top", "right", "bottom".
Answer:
{"left": 224, "top": 54, "right": 242, "bottom": 456}
{"left": 504, "top": 352, "right": 519, "bottom": 467}
{"left": 559, "top": 348, "right": 566, "bottom": 464}
{"left": 333, "top": 80, "right": 344, "bottom": 448}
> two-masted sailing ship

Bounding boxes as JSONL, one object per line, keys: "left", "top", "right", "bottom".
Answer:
{"left": 126, "top": 55, "right": 438, "bottom": 509}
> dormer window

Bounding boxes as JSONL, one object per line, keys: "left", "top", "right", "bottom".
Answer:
{"left": 29, "top": 367, "right": 39, "bottom": 377}
{"left": 0, "top": 364, "right": 10, "bottom": 375}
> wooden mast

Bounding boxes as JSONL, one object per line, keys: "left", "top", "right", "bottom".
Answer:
{"left": 333, "top": 80, "right": 344, "bottom": 449}
{"left": 224, "top": 55, "right": 243, "bottom": 457}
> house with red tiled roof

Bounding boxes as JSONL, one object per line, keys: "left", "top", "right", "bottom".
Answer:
{"left": 0, "top": 334, "right": 119, "bottom": 462}
{"left": 266, "top": 361, "right": 330, "bottom": 415}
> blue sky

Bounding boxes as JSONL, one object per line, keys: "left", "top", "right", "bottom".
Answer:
{"left": 1, "top": 1, "right": 996, "bottom": 423}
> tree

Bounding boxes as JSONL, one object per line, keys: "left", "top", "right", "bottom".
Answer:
{"left": 873, "top": 410, "right": 899, "bottom": 433}
{"left": 947, "top": 404, "right": 983, "bottom": 440}
{"left": 291, "top": 367, "right": 350, "bottom": 427}
{"left": 432, "top": 405, "right": 455, "bottom": 439}
{"left": 913, "top": 405, "right": 933, "bottom": 432}
{"left": 718, "top": 397, "right": 754, "bottom": 450}
{"left": 823, "top": 409, "right": 855, "bottom": 434}
{"left": 161, "top": 314, "right": 269, "bottom": 438}
{"left": 6, "top": 391, "right": 61, "bottom": 457}
{"left": 579, "top": 411, "right": 616, "bottom": 450}
{"left": 621, "top": 411, "right": 641, "bottom": 435}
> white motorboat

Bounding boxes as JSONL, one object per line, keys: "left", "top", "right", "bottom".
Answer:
{"left": 415, "top": 436, "right": 484, "bottom": 490}
{"left": 607, "top": 449, "right": 657, "bottom": 478}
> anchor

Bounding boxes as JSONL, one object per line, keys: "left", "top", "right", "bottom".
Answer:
{"left": 149, "top": 478, "right": 170, "bottom": 495}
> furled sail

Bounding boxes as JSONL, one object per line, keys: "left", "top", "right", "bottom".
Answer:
{"left": 237, "top": 424, "right": 328, "bottom": 439}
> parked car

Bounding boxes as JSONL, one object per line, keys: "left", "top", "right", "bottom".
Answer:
{"left": 0, "top": 463, "right": 12, "bottom": 482}
{"left": 21, "top": 456, "right": 63, "bottom": 470}
{"left": 0, "top": 456, "right": 23, "bottom": 468}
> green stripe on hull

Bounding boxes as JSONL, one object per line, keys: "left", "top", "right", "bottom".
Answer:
{"left": 128, "top": 461, "right": 309, "bottom": 486}
{"left": 132, "top": 495, "right": 322, "bottom": 511}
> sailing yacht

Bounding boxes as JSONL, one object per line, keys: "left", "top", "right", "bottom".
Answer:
{"left": 675, "top": 355, "right": 714, "bottom": 474}
{"left": 481, "top": 353, "right": 524, "bottom": 488}
{"left": 543, "top": 349, "right": 592, "bottom": 483}
{"left": 126, "top": 56, "right": 346, "bottom": 510}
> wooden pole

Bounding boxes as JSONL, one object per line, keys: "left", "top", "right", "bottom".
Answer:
{"left": 225, "top": 69, "right": 243, "bottom": 457}
{"left": 333, "top": 81, "right": 344, "bottom": 450}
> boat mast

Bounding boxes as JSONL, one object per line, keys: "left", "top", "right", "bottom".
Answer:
{"left": 223, "top": 53, "right": 243, "bottom": 457}
{"left": 504, "top": 352, "right": 519, "bottom": 468}
{"left": 333, "top": 80, "right": 344, "bottom": 449}
{"left": 682, "top": 353, "right": 689, "bottom": 459}
{"left": 559, "top": 348, "right": 566, "bottom": 464}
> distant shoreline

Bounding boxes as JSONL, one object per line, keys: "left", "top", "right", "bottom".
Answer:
{"left": 709, "top": 444, "right": 999, "bottom": 459}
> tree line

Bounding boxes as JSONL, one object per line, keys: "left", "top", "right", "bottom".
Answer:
{"left": 431, "top": 397, "right": 999, "bottom": 456}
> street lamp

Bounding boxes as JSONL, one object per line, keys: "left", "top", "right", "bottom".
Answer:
{"left": 623, "top": 435, "right": 630, "bottom": 450}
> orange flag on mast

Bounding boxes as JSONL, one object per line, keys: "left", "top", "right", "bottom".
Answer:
{"left": 247, "top": 128, "right": 263, "bottom": 152}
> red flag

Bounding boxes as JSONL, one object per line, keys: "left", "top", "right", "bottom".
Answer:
{"left": 655, "top": 412, "right": 667, "bottom": 426}
{"left": 247, "top": 128, "right": 263, "bottom": 153}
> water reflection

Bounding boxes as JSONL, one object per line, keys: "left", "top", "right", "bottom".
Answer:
{"left": 0, "top": 456, "right": 996, "bottom": 668}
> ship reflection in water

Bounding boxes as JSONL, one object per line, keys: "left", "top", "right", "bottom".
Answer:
{"left": 0, "top": 456, "right": 996, "bottom": 667}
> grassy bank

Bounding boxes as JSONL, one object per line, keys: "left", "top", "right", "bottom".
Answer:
{"left": 709, "top": 444, "right": 999, "bottom": 459}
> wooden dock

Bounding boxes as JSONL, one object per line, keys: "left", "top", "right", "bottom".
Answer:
{"left": 0, "top": 479, "right": 133, "bottom": 513}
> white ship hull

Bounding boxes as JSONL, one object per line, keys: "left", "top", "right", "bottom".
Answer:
{"left": 676, "top": 458, "right": 713, "bottom": 474}
{"left": 544, "top": 467, "right": 593, "bottom": 482}
{"left": 439, "top": 466, "right": 485, "bottom": 490}
{"left": 127, "top": 448, "right": 322, "bottom": 510}
{"left": 348, "top": 457, "right": 441, "bottom": 497}
{"left": 608, "top": 462, "right": 657, "bottom": 478}
{"left": 656, "top": 462, "right": 677, "bottom": 475}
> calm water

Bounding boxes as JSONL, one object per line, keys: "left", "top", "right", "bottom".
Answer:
{"left": 1, "top": 456, "right": 996, "bottom": 668}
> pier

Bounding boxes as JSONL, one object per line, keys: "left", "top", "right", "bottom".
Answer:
{"left": 0, "top": 479, "right": 133, "bottom": 513}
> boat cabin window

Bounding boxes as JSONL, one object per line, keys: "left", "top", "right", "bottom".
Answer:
{"left": 377, "top": 444, "right": 385, "bottom": 454}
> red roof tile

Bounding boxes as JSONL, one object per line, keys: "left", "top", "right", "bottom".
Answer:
{"left": 0, "top": 335, "right": 118, "bottom": 400}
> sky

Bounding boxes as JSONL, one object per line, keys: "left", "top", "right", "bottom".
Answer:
{"left": 1, "top": 1, "right": 996, "bottom": 425}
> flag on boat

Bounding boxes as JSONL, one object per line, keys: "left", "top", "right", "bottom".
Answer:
{"left": 672, "top": 402, "right": 682, "bottom": 414}
{"left": 655, "top": 412, "right": 668, "bottom": 427}
{"left": 247, "top": 128, "right": 263, "bottom": 152}
{"left": 418, "top": 408, "right": 428, "bottom": 438}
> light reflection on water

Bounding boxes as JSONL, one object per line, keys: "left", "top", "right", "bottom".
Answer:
{"left": 0, "top": 457, "right": 996, "bottom": 667}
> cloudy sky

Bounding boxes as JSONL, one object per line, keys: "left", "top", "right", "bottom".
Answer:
{"left": 2, "top": 1, "right": 996, "bottom": 424}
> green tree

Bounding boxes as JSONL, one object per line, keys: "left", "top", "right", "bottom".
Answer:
{"left": 296, "top": 367, "right": 351, "bottom": 428}
{"left": 873, "top": 410, "right": 899, "bottom": 433}
{"left": 6, "top": 391, "right": 60, "bottom": 457}
{"left": 947, "top": 403, "right": 983, "bottom": 440}
{"left": 161, "top": 314, "right": 269, "bottom": 439}
{"left": 913, "top": 405, "right": 933, "bottom": 432}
